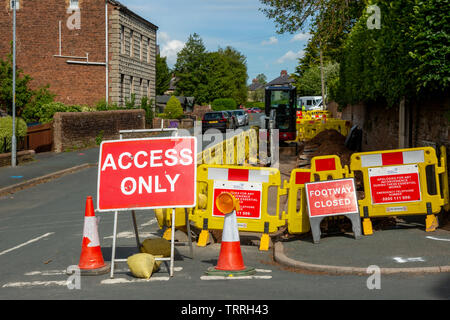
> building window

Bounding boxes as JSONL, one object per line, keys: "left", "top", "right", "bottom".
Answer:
{"left": 10, "top": 0, "right": 19, "bottom": 10}
{"left": 130, "top": 31, "right": 134, "bottom": 57}
{"left": 120, "top": 74, "right": 125, "bottom": 106}
{"left": 130, "top": 76, "right": 134, "bottom": 96}
{"left": 69, "top": 0, "right": 79, "bottom": 9}
{"left": 120, "top": 26, "right": 125, "bottom": 54}
{"left": 139, "top": 35, "right": 143, "bottom": 61}
{"left": 147, "top": 39, "right": 151, "bottom": 64}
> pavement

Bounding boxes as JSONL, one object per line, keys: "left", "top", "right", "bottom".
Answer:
{"left": 1, "top": 142, "right": 449, "bottom": 277}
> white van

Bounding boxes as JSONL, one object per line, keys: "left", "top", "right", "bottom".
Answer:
{"left": 298, "top": 96, "right": 323, "bottom": 110}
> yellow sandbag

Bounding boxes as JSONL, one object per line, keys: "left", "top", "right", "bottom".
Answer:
{"left": 140, "top": 238, "right": 171, "bottom": 257}
{"left": 127, "top": 253, "right": 155, "bottom": 279}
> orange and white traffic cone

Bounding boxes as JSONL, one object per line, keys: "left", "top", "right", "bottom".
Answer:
{"left": 205, "top": 193, "right": 255, "bottom": 276}
{"left": 78, "top": 196, "right": 110, "bottom": 275}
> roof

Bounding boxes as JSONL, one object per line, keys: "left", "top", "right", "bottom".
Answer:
{"left": 267, "top": 70, "right": 295, "bottom": 86}
{"left": 108, "top": 0, "right": 158, "bottom": 31}
{"left": 248, "top": 81, "right": 264, "bottom": 91}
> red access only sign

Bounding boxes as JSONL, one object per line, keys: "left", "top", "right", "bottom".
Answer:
{"left": 212, "top": 181, "right": 262, "bottom": 219}
{"left": 305, "top": 178, "right": 359, "bottom": 218}
{"left": 97, "top": 137, "right": 197, "bottom": 212}
{"left": 368, "top": 165, "right": 421, "bottom": 204}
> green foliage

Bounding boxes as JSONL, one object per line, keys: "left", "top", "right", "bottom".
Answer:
{"left": 140, "top": 96, "right": 154, "bottom": 126}
{"left": 162, "top": 96, "right": 184, "bottom": 119}
{"left": 95, "top": 99, "right": 119, "bottom": 111}
{"left": 174, "top": 34, "right": 248, "bottom": 105}
{"left": 244, "top": 101, "right": 264, "bottom": 109}
{"left": 0, "top": 53, "right": 33, "bottom": 116}
{"left": 408, "top": 0, "right": 450, "bottom": 92}
{"left": 0, "top": 116, "right": 27, "bottom": 152}
{"left": 33, "top": 102, "right": 82, "bottom": 124}
{"left": 125, "top": 93, "right": 137, "bottom": 109}
{"left": 95, "top": 130, "right": 104, "bottom": 146}
{"left": 156, "top": 54, "right": 171, "bottom": 96}
{"left": 211, "top": 98, "right": 237, "bottom": 111}
{"left": 334, "top": 0, "right": 450, "bottom": 107}
{"left": 21, "top": 85, "right": 56, "bottom": 123}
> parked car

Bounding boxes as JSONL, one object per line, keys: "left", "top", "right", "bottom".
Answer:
{"left": 247, "top": 107, "right": 262, "bottom": 113}
{"left": 232, "top": 109, "right": 249, "bottom": 127}
{"left": 224, "top": 111, "right": 238, "bottom": 129}
{"left": 202, "top": 111, "right": 234, "bottom": 133}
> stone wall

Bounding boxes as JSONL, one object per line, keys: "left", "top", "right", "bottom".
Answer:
{"left": 53, "top": 109, "right": 145, "bottom": 152}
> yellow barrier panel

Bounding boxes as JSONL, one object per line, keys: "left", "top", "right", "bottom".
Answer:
{"left": 350, "top": 147, "right": 446, "bottom": 235}
{"left": 248, "top": 129, "right": 258, "bottom": 164}
{"left": 285, "top": 169, "right": 312, "bottom": 234}
{"left": 439, "top": 146, "right": 449, "bottom": 211}
{"left": 191, "top": 164, "right": 286, "bottom": 251}
{"left": 310, "top": 155, "right": 351, "bottom": 181}
{"left": 236, "top": 133, "right": 246, "bottom": 165}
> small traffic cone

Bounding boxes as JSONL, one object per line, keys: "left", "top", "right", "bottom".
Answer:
{"left": 78, "top": 196, "right": 110, "bottom": 275}
{"left": 205, "top": 193, "right": 255, "bottom": 277}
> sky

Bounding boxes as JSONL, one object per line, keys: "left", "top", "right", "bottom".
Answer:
{"left": 123, "top": 0, "right": 311, "bottom": 85}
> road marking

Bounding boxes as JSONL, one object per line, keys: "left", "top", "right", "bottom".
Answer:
{"left": 426, "top": 236, "right": 450, "bottom": 242}
{"left": 0, "top": 232, "right": 54, "bottom": 257}
{"left": 101, "top": 277, "right": 171, "bottom": 284}
{"left": 25, "top": 270, "right": 66, "bottom": 276}
{"left": 3, "top": 280, "right": 68, "bottom": 288}
{"left": 104, "top": 231, "right": 159, "bottom": 239}
{"left": 393, "top": 257, "right": 425, "bottom": 264}
{"left": 201, "top": 275, "right": 272, "bottom": 281}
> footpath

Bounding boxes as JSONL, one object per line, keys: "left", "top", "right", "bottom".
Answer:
{"left": 1, "top": 143, "right": 449, "bottom": 276}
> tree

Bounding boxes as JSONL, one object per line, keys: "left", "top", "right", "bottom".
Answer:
{"left": 156, "top": 54, "right": 171, "bottom": 96}
{"left": 0, "top": 53, "right": 33, "bottom": 116}
{"left": 174, "top": 34, "right": 248, "bottom": 105}
{"left": 259, "top": 0, "right": 365, "bottom": 105}
{"left": 255, "top": 73, "right": 267, "bottom": 84}
{"left": 174, "top": 33, "right": 209, "bottom": 103}
{"left": 163, "top": 96, "right": 184, "bottom": 119}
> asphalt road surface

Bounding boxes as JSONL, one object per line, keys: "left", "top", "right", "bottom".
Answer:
{"left": 0, "top": 165, "right": 449, "bottom": 301}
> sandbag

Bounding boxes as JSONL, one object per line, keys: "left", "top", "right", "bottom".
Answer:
{"left": 140, "top": 238, "right": 171, "bottom": 257}
{"left": 127, "top": 253, "right": 155, "bottom": 279}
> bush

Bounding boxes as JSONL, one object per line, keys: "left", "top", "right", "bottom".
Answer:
{"left": 244, "top": 101, "right": 264, "bottom": 109}
{"left": 211, "top": 98, "right": 237, "bottom": 111}
{"left": 95, "top": 99, "right": 119, "bottom": 111}
{"left": 140, "top": 97, "right": 154, "bottom": 127}
{"left": 0, "top": 116, "right": 27, "bottom": 152}
{"left": 162, "top": 96, "right": 184, "bottom": 119}
{"left": 32, "top": 102, "right": 82, "bottom": 124}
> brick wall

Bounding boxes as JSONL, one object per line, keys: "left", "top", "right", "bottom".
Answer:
{"left": 53, "top": 109, "right": 145, "bottom": 152}
{"left": 0, "top": 1, "right": 157, "bottom": 108}
{"left": 0, "top": 0, "right": 110, "bottom": 106}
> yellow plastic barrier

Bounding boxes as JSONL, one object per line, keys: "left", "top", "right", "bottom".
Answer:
{"left": 439, "top": 146, "right": 449, "bottom": 212}
{"left": 285, "top": 169, "right": 312, "bottom": 234}
{"left": 310, "top": 155, "right": 352, "bottom": 181}
{"left": 191, "top": 164, "right": 286, "bottom": 251}
{"left": 350, "top": 147, "right": 447, "bottom": 235}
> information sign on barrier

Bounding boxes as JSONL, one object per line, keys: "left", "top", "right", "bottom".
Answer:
{"left": 212, "top": 180, "right": 262, "bottom": 219}
{"left": 305, "top": 178, "right": 361, "bottom": 243}
{"left": 368, "top": 165, "right": 421, "bottom": 205}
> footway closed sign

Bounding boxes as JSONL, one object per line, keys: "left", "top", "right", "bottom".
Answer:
{"left": 97, "top": 137, "right": 197, "bottom": 212}
{"left": 305, "top": 178, "right": 359, "bottom": 217}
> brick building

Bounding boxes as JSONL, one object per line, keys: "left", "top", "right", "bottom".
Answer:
{"left": 0, "top": 0, "right": 158, "bottom": 107}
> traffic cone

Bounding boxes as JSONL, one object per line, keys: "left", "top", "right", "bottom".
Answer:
{"left": 78, "top": 196, "right": 110, "bottom": 275}
{"left": 205, "top": 193, "right": 255, "bottom": 277}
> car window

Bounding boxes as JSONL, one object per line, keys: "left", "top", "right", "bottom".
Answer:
{"left": 204, "top": 112, "right": 222, "bottom": 120}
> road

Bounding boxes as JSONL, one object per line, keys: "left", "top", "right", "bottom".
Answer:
{"left": 0, "top": 112, "right": 449, "bottom": 302}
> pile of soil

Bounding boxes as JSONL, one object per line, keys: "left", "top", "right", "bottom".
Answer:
{"left": 306, "top": 129, "right": 354, "bottom": 167}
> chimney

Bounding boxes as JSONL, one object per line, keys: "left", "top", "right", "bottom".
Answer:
{"left": 280, "top": 70, "right": 288, "bottom": 76}
{"left": 252, "top": 78, "right": 258, "bottom": 83}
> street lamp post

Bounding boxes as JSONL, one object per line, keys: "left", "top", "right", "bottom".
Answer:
{"left": 11, "top": 0, "right": 17, "bottom": 167}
